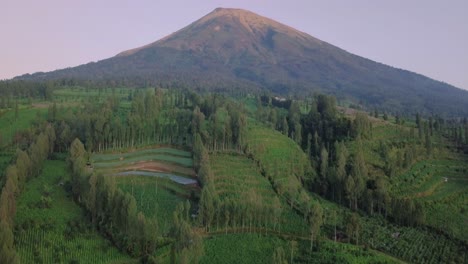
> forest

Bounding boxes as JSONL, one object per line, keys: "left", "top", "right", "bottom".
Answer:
{"left": 0, "top": 81, "right": 467, "bottom": 263}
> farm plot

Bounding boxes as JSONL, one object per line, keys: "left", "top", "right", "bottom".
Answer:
{"left": 246, "top": 125, "right": 312, "bottom": 200}
{"left": 391, "top": 159, "right": 468, "bottom": 241}
{"left": 361, "top": 217, "right": 466, "bottom": 264}
{"left": 0, "top": 107, "right": 47, "bottom": 147}
{"left": 92, "top": 146, "right": 199, "bottom": 233}
{"left": 53, "top": 87, "right": 133, "bottom": 102}
{"left": 116, "top": 176, "right": 194, "bottom": 233}
{"left": 200, "top": 234, "right": 288, "bottom": 264}
{"left": 15, "top": 160, "right": 132, "bottom": 264}
{"left": 210, "top": 153, "right": 309, "bottom": 235}
{"left": 92, "top": 147, "right": 195, "bottom": 181}
{"left": 199, "top": 233, "right": 401, "bottom": 264}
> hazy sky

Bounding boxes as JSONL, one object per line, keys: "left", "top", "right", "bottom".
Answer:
{"left": 1, "top": 0, "right": 467, "bottom": 90}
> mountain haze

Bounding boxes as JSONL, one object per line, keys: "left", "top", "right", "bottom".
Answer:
{"left": 17, "top": 8, "right": 468, "bottom": 116}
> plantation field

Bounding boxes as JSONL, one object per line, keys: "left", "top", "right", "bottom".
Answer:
{"left": 0, "top": 107, "right": 47, "bottom": 146}
{"left": 211, "top": 154, "right": 276, "bottom": 201}
{"left": 391, "top": 159, "right": 468, "bottom": 241}
{"left": 15, "top": 160, "right": 133, "bottom": 264}
{"left": 200, "top": 234, "right": 288, "bottom": 264}
{"left": 210, "top": 153, "right": 309, "bottom": 235}
{"left": 199, "top": 233, "right": 401, "bottom": 264}
{"left": 360, "top": 216, "right": 466, "bottom": 264}
{"left": 246, "top": 125, "right": 312, "bottom": 200}
{"left": 310, "top": 192, "right": 467, "bottom": 264}
{"left": 298, "top": 239, "right": 403, "bottom": 264}
{"left": 116, "top": 176, "right": 193, "bottom": 233}
{"left": 53, "top": 87, "right": 133, "bottom": 101}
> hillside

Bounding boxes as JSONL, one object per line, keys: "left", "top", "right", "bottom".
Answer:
{"left": 15, "top": 7, "right": 468, "bottom": 116}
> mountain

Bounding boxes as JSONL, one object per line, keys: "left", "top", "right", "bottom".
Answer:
{"left": 16, "top": 8, "right": 468, "bottom": 116}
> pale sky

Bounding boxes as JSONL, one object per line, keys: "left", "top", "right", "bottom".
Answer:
{"left": 1, "top": 0, "right": 467, "bottom": 90}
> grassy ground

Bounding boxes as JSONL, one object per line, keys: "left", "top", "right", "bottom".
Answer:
{"left": 15, "top": 159, "right": 134, "bottom": 264}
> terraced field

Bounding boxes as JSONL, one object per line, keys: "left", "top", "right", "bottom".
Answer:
{"left": 92, "top": 146, "right": 199, "bottom": 233}
{"left": 92, "top": 146, "right": 196, "bottom": 184}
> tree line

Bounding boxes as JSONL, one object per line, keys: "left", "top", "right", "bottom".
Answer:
{"left": 0, "top": 123, "right": 56, "bottom": 263}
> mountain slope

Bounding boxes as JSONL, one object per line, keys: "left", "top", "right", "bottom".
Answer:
{"left": 17, "top": 8, "right": 468, "bottom": 116}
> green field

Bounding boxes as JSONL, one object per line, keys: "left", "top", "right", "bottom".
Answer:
{"left": 246, "top": 125, "right": 312, "bottom": 202}
{"left": 116, "top": 175, "right": 193, "bottom": 233}
{"left": 390, "top": 159, "right": 468, "bottom": 241}
{"left": 0, "top": 107, "right": 47, "bottom": 147}
{"left": 211, "top": 154, "right": 276, "bottom": 201}
{"left": 200, "top": 234, "right": 288, "bottom": 264}
{"left": 92, "top": 146, "right": 198, "bottom": 235}
{"left": 15, "top": 159, "right": 133, "bottom": 264}
{"left": 210, "top": 153, "right": 309, "bottom": 235}
{"left": 53, "top": 87, "right": 133, "bottom": 101}
{"left": 199, "top": 233, "right": 401, "bottom": 264}
{"left": 93, "top": 147, "right": 192, "bottom": 161}
{"left": 92, "top": 148, "right": 193, "bottom": 169}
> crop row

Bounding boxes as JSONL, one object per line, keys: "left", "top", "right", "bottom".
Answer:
{"left": 92, "top": 147, "right": 191, "bottom": 162}
{"left": 93, "top": 153, "right": 193, "bottom": 168}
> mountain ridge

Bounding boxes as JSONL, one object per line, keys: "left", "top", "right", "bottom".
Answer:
{"left": 14, "top": 7, "right": 468, "bottom": 116}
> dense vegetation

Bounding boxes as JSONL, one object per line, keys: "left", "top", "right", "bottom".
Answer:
{"left": 0, "top": 84, "right": 466, "bottom": 263}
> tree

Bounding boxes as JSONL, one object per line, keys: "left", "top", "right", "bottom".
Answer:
{"left": 282, "top": 117, "right": 289, "bottom": 136}
{"left": 14, "top": 99, "right": 18, "bottom": 121}
{"left": 199, "top": 185, "right": 215, "bottom": 231}
{"left": 349, "top": 142, "right": 367, "bottom": 210}
{"left": 0, "top": 220, "right": 19, "bottom": 264}
{"left": 334, "top": 141, "right": 348, "bottom": 203}
{"left": 272, "top": 196, "right": 282, "bottom": 231}
{"left": 346, "top": 213, "right": 361, "bottom": 245}
{"left": 172, "top": 202, "right": 204, "bottom": 263}
{"left": 308, "top": 201, "right": 323, "bottom": 253}
{"left": 272, "top": 246, "right": 287, "bottom": 264}
{"left": 320, "top": 147, "right": 328, "bottom": 180}
{"left": 290, "top": 240, "right": 298, "bottom": 264}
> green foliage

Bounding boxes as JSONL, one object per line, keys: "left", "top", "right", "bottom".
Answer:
{"left": 208, "top": 153, "right": 308, "bottom": 235}
{"left": 246, "top": 125, "right": 314, "bottom": 197}
{"left": 0, "top": 107, "right": 47, "bottom": 147}
{"left": 116, "top": 176, "right": 187, "bottom": 233}
{"left": 200, "top": 234, "right": 287, "bottom": 264}
{"left": 390, "top": 159, "right": 468, "bottom": 240}
{"left": 15, "top": 160, "right": 131, "bottom": 263}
